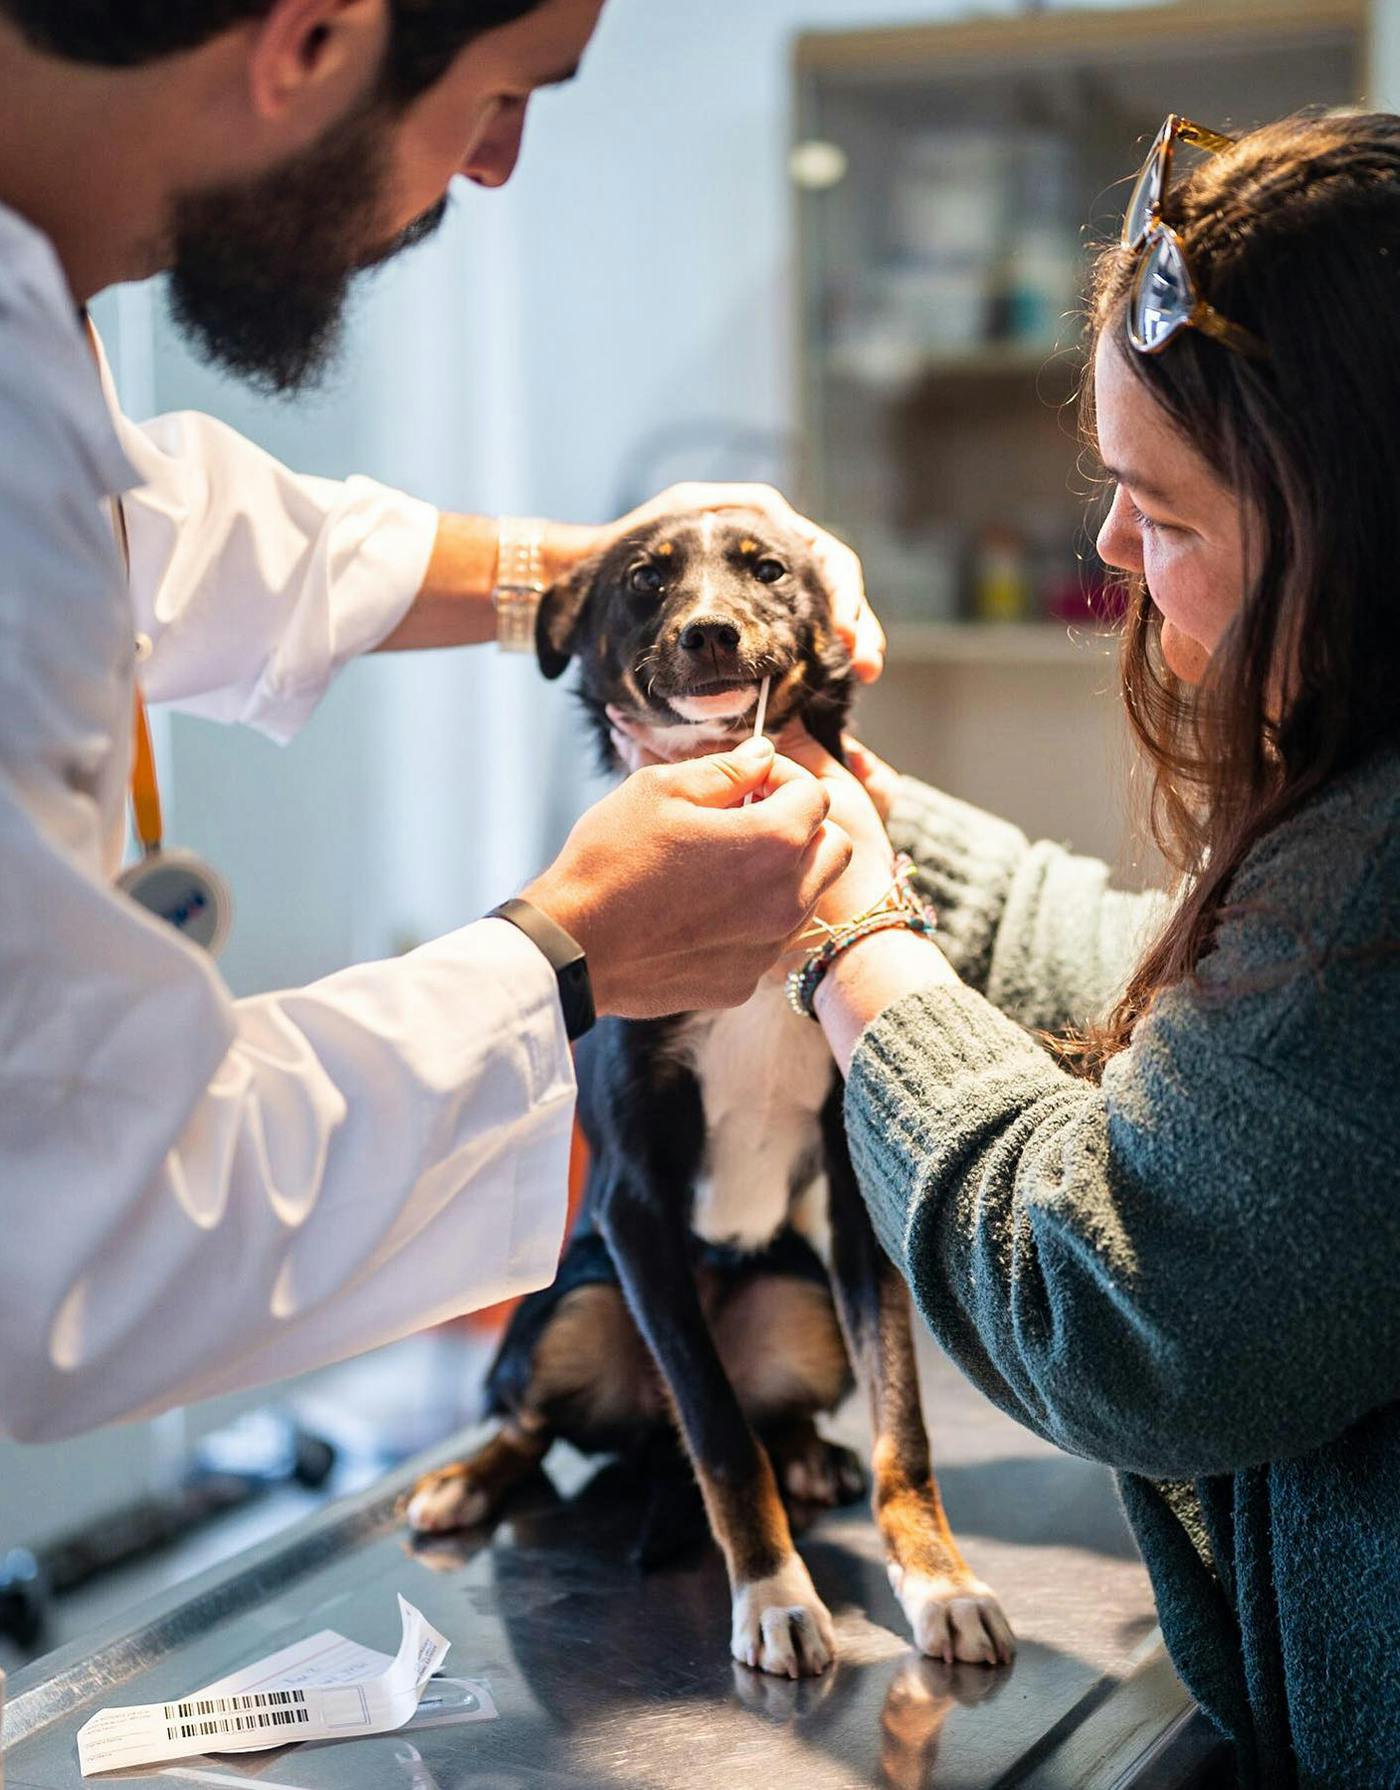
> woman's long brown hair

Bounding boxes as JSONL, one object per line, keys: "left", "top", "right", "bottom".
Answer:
{"left": 1072, "top": 111, "right": 1400, "bottom": 1073}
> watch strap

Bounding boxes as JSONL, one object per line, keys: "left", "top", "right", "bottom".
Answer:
{"left": 489, "top": 897, "right": 596, "bottom": 1042}
{"left": 492, "top": 516, "right": 548, "bottom": 653}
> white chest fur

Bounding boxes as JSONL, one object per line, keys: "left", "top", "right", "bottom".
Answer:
{"left": 676, "top": 978, "right": 836, "bottom": 1252}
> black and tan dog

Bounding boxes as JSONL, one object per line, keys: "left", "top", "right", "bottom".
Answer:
{"left": 407, "top": 511, "right": 1013, "bottom": 1679}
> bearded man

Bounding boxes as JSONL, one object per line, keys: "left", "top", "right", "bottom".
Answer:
{"left": 0, "top": 0, "right": 883, "bottom": 1442}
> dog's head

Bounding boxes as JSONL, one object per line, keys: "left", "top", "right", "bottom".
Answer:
{"left": 536, "top": 510, "right": 854, "bottom": 765}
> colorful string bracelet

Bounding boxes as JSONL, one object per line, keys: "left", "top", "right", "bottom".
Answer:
{"left": 786, "top": 854, "right": 938, "bottom": 1021}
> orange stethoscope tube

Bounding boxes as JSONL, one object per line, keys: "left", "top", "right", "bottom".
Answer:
{"left": 130, "top": 683, "right": 163, "bottom": 855}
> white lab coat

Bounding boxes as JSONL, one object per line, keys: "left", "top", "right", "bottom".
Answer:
{"left": 0, "top": 202, "right": 576, "bottom": 1443}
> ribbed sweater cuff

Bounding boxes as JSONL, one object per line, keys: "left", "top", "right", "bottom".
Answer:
{"left": 887, "top": 778, "right": 1029, "bottom": 994}
{"left": 845, "top": 982, "right": 1066, "bottom": 1275}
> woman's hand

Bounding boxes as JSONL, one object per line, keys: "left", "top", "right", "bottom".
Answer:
{"left": 777, "top": 729, "right": 958, "bottom": 1074}
{"left": 841, "top": 735, "right": 902, "bottom": 825}
{"left": 593, "top": 482, "right": 886, "bottom": 684}
{"left": 774, "top": 729, "right": 901, "bottom": 931}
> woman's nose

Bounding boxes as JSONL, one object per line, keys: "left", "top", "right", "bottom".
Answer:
{"left": 1097, "top": 485, "right": 1144, "bottom": 575}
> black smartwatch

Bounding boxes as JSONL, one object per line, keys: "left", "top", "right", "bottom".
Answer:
{"left": 488, "top": 897, "right": 597, "bottom": 1042}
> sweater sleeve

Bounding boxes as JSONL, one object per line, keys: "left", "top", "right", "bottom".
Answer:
{"left": 848, "top": 764, "right": 1400, "bottom": 1481}
{"left": 887, "top": 776, "right": 1170, "bottom": 1031}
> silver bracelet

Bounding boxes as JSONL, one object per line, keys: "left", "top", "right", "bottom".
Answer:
{"left": 493, "top": 516, "right": 549, "bottom": 653}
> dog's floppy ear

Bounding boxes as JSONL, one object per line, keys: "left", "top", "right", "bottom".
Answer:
{"left": 536, "top": 554, "right": 601, "bottom": 681}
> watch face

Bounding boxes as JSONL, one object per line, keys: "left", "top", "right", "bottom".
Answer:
{"left": 117, "top": 849, "right": 234, "bottom": 957}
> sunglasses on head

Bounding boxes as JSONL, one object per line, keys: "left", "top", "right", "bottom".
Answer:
{"left": 1122, "top": 114, "right": 1267, "bottom": 360}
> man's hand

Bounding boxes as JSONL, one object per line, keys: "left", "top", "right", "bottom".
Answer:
{"left": 599, "top": 482, "right": 886, "bottom": 684}
{"left": 606, "top": 713, "right": 903, "bottom": 932}
{"left": 522, "top": 738, "right": 853, "bottom": 1019}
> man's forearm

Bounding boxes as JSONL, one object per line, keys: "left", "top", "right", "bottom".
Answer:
{"left": 375, "top": 512, "right": 596, "bottom": 652}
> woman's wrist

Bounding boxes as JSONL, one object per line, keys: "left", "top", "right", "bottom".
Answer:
{"left": 813, "top": 924, "right": 959, "bottom": 1076}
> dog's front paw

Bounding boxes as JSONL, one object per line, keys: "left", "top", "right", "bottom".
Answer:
{"left": 888, "top": 1565, "right": 1015, "bottom": 1668}
{"left": 731, "top": 1558, "right": 837, "bottom": 1678}
{"left": 404, "top": 1461, "right": 495, "bottom": 1534}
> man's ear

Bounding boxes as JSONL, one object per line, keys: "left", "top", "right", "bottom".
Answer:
{"left": 536, "top": 556, "right": 601, "bottom": 681}
{"left": 247, "top": 0, "right": 386, "bottom": 127}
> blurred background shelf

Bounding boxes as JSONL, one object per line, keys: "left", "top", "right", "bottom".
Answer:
{"left": 885, "top": 620, "right": 1117, "bottom": 667}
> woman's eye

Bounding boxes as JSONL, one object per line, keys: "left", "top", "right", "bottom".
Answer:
{"left": 1130, "top": 502, "right": 1169, "bottom": 536}
{"left": 753, "top": 558, "right": 788, "bottom": 584}
{"left": 630, "top": 564, "right": 664, "bottom": 595}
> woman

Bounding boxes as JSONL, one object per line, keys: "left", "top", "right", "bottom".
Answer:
{"left": 811, "top": 112, "right": 1400, "bottom": 1789}
{"left": 622, "top": 109, "right": 1398, "bottom": 1788}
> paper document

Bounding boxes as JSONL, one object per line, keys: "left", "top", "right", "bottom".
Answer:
{"left": 77, "top": 1594, "right": 459, "bottom": 1777}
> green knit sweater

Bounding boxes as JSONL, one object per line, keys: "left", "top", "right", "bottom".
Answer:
{"left": 844, "top": 751, "right": 1400, "bottom": 1790}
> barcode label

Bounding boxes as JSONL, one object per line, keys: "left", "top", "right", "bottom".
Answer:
{"left": 165, "top": 1705, "right": 312, "bottom": 1741}
{"left": 78, "top": 1595, "right": 453, "bottom": 1777}
{"left": 163, "top": 1690, "right": 308, "bottom": 1720}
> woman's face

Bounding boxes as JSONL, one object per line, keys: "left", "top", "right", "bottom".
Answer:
{"left": 1094, "top": 332, "right": 1248, "bottom": 683}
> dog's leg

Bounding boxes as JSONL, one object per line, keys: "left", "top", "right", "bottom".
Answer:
{"left": 405, "top": 1420, "right": 550, "bottom": 1534}
{"left": 823, "top": 1100, "right": 1015, "bottom": 1667}
{"left": 599, "top": 1173, "right": 837, "bottom": 1678}
{"left": 406, "top": 1270, "right": 661, "bottom": 1535}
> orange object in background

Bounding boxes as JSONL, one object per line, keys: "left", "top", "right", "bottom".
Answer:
{"left": 460, "top": 1118, "right": 590, "bottom": 1334}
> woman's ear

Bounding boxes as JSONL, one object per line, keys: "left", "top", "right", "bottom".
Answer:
{"left": 536, "top": 555, "right": 601, "bottom": 681}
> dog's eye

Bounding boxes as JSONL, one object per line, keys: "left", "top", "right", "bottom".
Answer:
{"left": 630, "top": 563, "right": 665, "bottom": 596}
{"left": 753, "top": 558, "right": 788, "bottom": 585}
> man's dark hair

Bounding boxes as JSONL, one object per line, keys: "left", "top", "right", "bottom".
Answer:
{"left": 0, "top": 2, "right": 547, "bottom": 102}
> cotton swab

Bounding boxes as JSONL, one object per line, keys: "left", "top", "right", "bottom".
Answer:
{"left": 742, "top": 674, "right": 773, "bottom": 808}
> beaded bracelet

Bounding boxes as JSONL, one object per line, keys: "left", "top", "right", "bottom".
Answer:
{"left": 786, "top": 854, "right": 938, "bottom": 1021}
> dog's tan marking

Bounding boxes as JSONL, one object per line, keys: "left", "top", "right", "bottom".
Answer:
{"left": 739, "top": 537, "right": 758, "bottom": 556}
{"left": 713, "top": 1276, "right": 852, "bottom": 1422}
{"left": 856, "top": 1289, "right": 1015, "bottom": 1667}
{"left": 694, "top": 1447, "right": 791, "bottom": 1583}
{"left": 532, "top": 1282, "right": 666, "bottom": 1435}
{"left": 655, "top": 540, "right": 674, "bottom": 558}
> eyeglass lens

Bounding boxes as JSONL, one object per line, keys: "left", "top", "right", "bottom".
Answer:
{"left": 1122, "top": 123, "right": 1171, "bottom": 249}
{"left": 1130, "top": 231, "right": 1194, "bottom": 351}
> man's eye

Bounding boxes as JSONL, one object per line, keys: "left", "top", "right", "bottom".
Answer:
{"left": 753, "top": 558, "right": 788, "bottom": 584}
{"left": 630, "top": 564, "right": 665, "bottom": 595}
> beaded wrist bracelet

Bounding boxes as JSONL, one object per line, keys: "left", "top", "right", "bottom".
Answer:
{"left": 786, "top": 854, "right": 938, "bottom": 1021}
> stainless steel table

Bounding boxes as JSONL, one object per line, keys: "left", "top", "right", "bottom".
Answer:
{"left": 2, "top": 1343, "right": 1228, "bottom": 1788}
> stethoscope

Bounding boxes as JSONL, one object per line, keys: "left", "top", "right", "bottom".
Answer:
{"left": 109, "top": 490, "right": 234, "bottom": 957}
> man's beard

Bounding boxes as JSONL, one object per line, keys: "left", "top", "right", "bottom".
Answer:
{"left": 166, "top": 97, "right": 450, "bottom": 396}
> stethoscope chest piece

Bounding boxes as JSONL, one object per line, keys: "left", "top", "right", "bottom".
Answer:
{"left": 117, "top": 847, "right": 234, "bottom": 959}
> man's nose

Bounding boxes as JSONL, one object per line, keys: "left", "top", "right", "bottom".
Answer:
{"left": 464, "top": 104, "right": 527, "bottom": 189}
{"left": 678, "top": 617, "right": 742, "bottom": 655}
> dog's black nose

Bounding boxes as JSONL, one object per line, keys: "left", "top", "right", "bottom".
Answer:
{"left": 679, "top": 617, "right": 742, "bottom": 654}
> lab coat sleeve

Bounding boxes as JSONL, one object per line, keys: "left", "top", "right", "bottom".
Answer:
{"left": 0, "top": 335, "right": 574, "bottom": 1441}
{"left": 0, "top": 789, "right": 578, "bottom": 1441}
{"left": 117, "top": 406, "right": 441, "bottom": 744}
